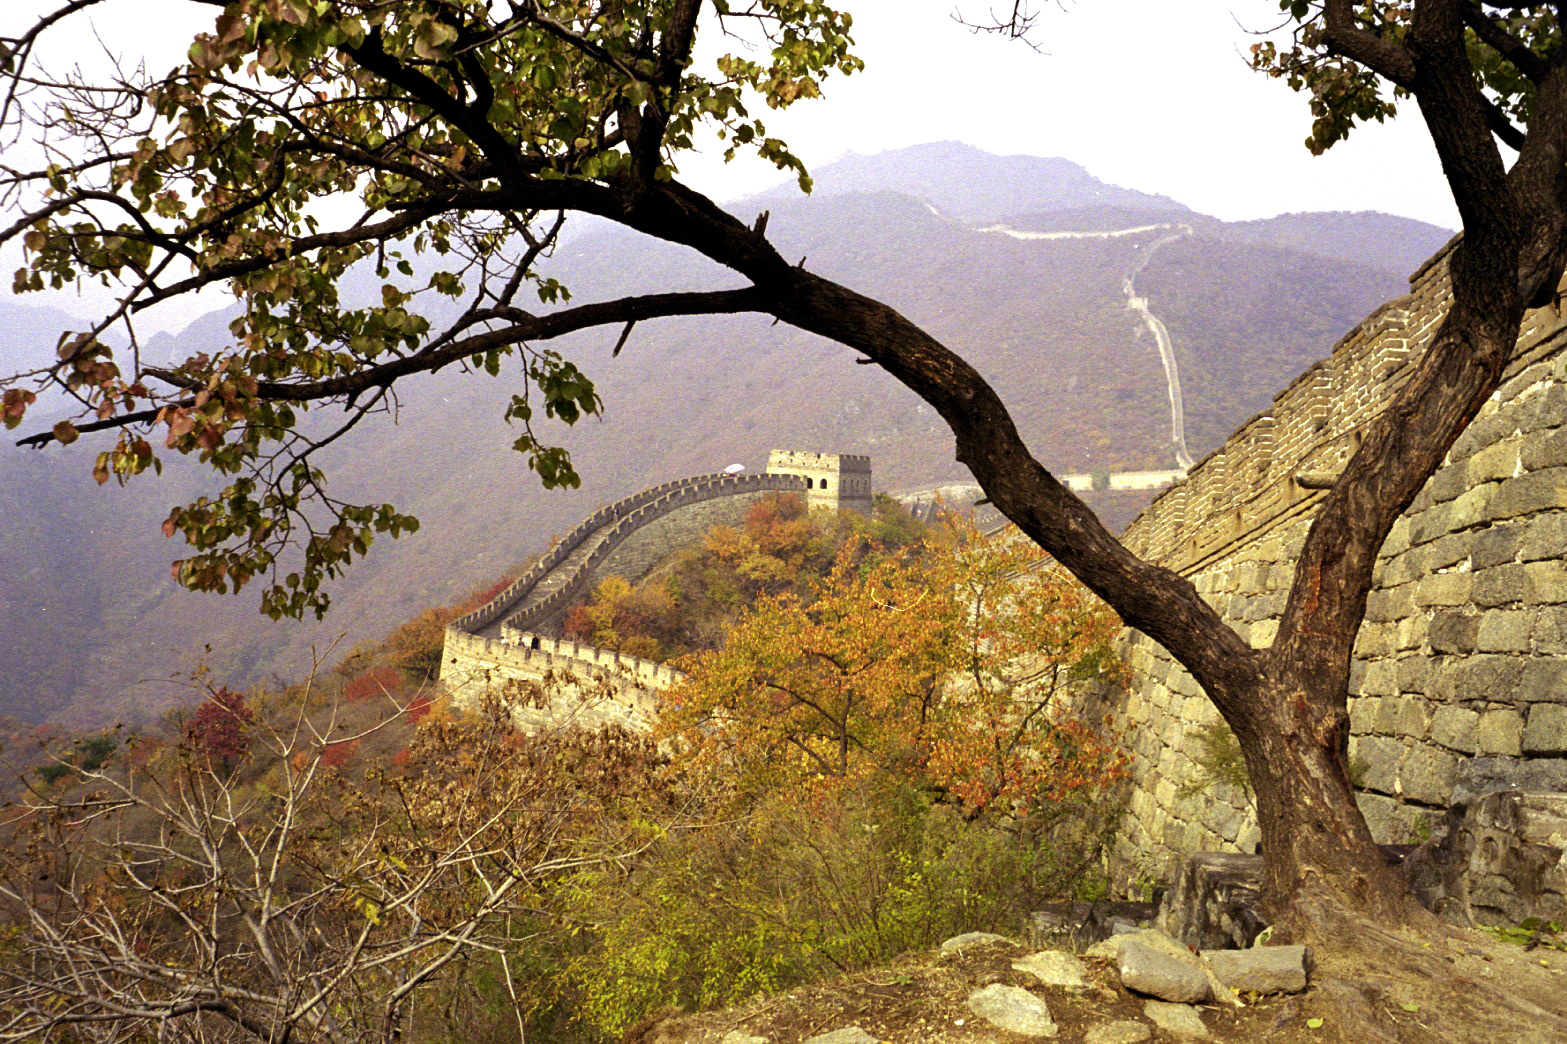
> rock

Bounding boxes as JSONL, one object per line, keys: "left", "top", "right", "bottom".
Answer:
{"left": 1084, "top": 1020, "right": 1153, "bottom": 1044}
{"left": 1116, "top": 940, "right": 1211, "bottom": 1004}
{"left": 1141, "top": 1000, "right": 1209, "bottom": 1039}
{"left": 940, "top": 931, "right": 1014, "bottom": 952}
{"left": 1087, "top": 929, "right": 1238, "bottom": 1006}
{"left": 1029, "top": 900, "right": 1160, "bottom": 950}
{"left": 1011, "top": 950, "right": 1089, "bottom": 992}
{"left": 719, "top": 1033, "right": 769, "bottom": 1044}
{"left": 801, "top": 1029, "right": 878, "bottom": 1044}
{"left": 965, "top": 983, "right": 1058, "bottom": 1037}
{"left": 1205, "top": 944, "right": 1311, "bottom": 994}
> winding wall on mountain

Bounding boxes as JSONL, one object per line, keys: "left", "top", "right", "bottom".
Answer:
{"left": 1101, "top": 241, "right": 1567, "bottom": 890}
{"left": 439, "top": 470, "right": 809, "bottom": 729}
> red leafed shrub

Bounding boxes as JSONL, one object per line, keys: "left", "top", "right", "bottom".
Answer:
{"left": 319, "top": 739, "right": 359, "bottom": 768}
{"left": 185, "top": 687, "right": 253, "bottom": 769}
{"left": 404, "top": 692, "right": 435, "bottom": 725}
{"left": 344, "top": 665, "right": 404, "bottom": 703}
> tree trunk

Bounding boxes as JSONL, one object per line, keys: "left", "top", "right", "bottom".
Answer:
{"left": 1224, "top": 672, "right": 1429, "bottom": 937}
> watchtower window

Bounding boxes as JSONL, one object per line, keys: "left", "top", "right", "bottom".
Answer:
{"left": 822, "top": 479, "right": 830, "bottom": 490}
{"left": 805, "top": 477, "right": 814, "bottom": 489}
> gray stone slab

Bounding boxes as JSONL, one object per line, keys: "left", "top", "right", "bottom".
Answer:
{"left": 1524, "top": 705, "right": 1567, "bottom": 755}
{"left": 965, "top": 984, "right": 1057, "bottom": 1038}
{"left": 1011, "top": 950, "right": 1089, "bottom": 992}
{"left": 939, "top": 931, "right": 1013, "bottom": 951}
{"left": 1141, "top": 1000, "right": 1209, "bottom": 1039}
{"left": 1116, "top": 942, "right": 1210, "bottom": 1004}
{"left": 1204, "top": 945, "right": 1310, "bottom": 994}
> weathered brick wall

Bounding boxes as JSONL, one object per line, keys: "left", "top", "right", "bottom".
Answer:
{"left": 1107, "top": 244, "right": 1567, "bottom": 882}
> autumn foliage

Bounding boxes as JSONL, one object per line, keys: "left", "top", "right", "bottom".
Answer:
{"left": 183, "top": 686, "right": 254, "bottom": 769}
{"left": 659, "top": 517, "right": 1129, "bottom": 819}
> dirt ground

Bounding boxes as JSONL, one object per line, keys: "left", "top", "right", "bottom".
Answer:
{"left": 626, "top": 933, "right": 1567, "bottom": 1044}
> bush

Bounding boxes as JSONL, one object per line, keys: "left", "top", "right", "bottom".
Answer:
{"left": 550, "top": 783, "right": 1106, "bottom": 1040}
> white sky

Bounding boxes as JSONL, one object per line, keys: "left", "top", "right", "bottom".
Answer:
{"left": 5, "top": 0, "right": 1463, "bottom": 331}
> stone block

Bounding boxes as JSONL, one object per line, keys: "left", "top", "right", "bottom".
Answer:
{"left": 1396, "top": 614, "right": 1429, "bottom": 651}
{"left": 1535, "top": 606, "right": 1567, "bottom": 655}
{"left": 1468, "top": 441, "right": 1521, "bottom": 484}
{"left": 1523, "top": 560, "right": 1567, "bottom": 604}
{"left": 1360, "top": 659, "right": 1398, "bottom": 697}
{"left": 1204, "top": 946, "right": 1310, "bottom": 995}
{"left": 1409, "top": 506, "right": 1453, "bottom": 547}
{"left": 1524, "top": 705, "right": 1567, "bottom": 755}
{"left": 1490, "top": 467, "right": 1567, "bottom": 519}
{"left": 1472, "top": 564, "right": 1528, "bottom": 607}
{"left": 1356, "top": 735, "right": 1405, "bottom": 794}
{"left": 966, "top": 984, "right": 1057, "bottom": 1037}
{"left": 1400, "top": 744, "right": 1459, "bottom": 806}
{"left": 1471, "top": 522, "right": 1523, "bottom": 569}
{"left": 1522, "top": 658, "right": 1567, "bottom": 703}
{"left": 1520, "top": 425, "right": 1567, "bottom": 471}
{"left": 1396, "top": 660, "right": 1434, "bottom": 697}
{"left": 1355, "top": 622, "right": 1393, "bottom": 658}
{"left": 1085, "top": 1022, "right": 1152, "bottom": 1044}
{"left": 1141, "top": 1000, "right": 1210, "bottom": 1039}
{"left": 1356, "top": 791, "right": 1403, "bottom": 843}
{"left": 1439, "top": 655, "right": 1527, "bottom": 700}
{"left": 1248, "top": 619, "right": 1278, "bottom": 649}
{"left": 1477, "top": 610, "right": 1536, "bottom": 653}
{"left": 1476, "top": 708, "right": 1525, "bottom": 756}
{"left": 1396, "top": 695, "right": 1432, "bottom": 734}
{"left": 1432, "top": 705, "right": 1480, "bottom": 753}
{"left": 1421, "top": 534, "right": 1470, "bottom": 573}
{"left": 1116, "top": 944, "right": 1210, "bottom": 1004}
{"left": 1515, "top": 381, "right": 1567, "bottom": 432}
{"left": 1428, "top": 612, "right": 1480, "bottom": 654}
{"left": 1415, "top": 572, "right": 1473, "bottom": 607}
{"left": 1451, "top": 482, "right": 1498, "bottom": 529}
{"left": 1520, "top": 511, "right": 1567, "bottom": 561}
{"left": 1012, "top": 951, "right": 1089, "bottom": 992}
{"left": 1349, "top": 696, "right": 1379, "bottom": 735}
{"left": 1426, "top": 465, "right": 1471, "bottom": 505}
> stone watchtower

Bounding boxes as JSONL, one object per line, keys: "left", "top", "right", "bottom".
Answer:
{"left": 765, "top": 449, "right": 873, "bottom": 516}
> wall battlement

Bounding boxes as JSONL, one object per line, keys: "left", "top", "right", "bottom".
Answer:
{"left": 1100, "top": 241, "right": 1567, "bottom": 885}
{"left": 439, "top": 454, "right": 868, "bottom": 723}
{"left": 766, "top": 448, "right": 874, "bottom": 515}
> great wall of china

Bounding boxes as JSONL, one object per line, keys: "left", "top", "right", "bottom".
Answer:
{"left": 438, "top": 234, "right": 1566, "bottom": 921}
{"left": 438, "top": 451, "right": 867, "bottom": 729}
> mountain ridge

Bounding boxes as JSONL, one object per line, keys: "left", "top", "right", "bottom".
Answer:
{"left": 1, "top": 144, "right": 1452, "bottom": 726}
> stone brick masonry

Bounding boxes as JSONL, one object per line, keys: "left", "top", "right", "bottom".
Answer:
{"left": 1104, "top": 241, "right": 1567, "bottom": 885}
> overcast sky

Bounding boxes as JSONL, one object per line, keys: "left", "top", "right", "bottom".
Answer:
{"left": 5, "top": 0, "right": 1463, "bottom": 330}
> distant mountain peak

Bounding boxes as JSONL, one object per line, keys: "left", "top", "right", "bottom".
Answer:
{"left": 744, "top": 141, "right": 1189, "bottom": 225}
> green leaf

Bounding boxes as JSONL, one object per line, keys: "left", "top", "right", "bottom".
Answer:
{"left": 1306, "top": 1017, "right": 1324, "bottom": 1029}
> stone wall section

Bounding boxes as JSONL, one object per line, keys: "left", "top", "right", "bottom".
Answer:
{"left": 1106, "top": 243, "right": 1567, "bottom": 884}
{"left": 440, "top": 630, "right": 673, "bottom": 732}
{"left": 440, "top": 469, "right": 809, "bottom": 722}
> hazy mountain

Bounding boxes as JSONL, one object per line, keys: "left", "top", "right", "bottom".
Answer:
{"left": 1, "top": 145, "right": 1452, "bottom": 726}
{"left": 749, "top": 141, "right": 1192, "bottom": 223}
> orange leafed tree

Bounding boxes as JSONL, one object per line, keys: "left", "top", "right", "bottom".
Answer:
{"left": 658, "top": 521, "right": 1127, "bottom": 816}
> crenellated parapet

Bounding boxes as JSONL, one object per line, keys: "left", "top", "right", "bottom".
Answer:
{"left": 439, "top": 454, "right": 865, "bottom": 727}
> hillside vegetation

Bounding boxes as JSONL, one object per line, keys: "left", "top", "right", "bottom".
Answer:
{"left": 1, "top": 499, "right": 1131, "bottom": 1043}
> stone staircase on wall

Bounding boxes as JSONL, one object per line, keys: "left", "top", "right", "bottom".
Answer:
{"left": 440, "top": 470, "right": 808, "bottom": 725}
